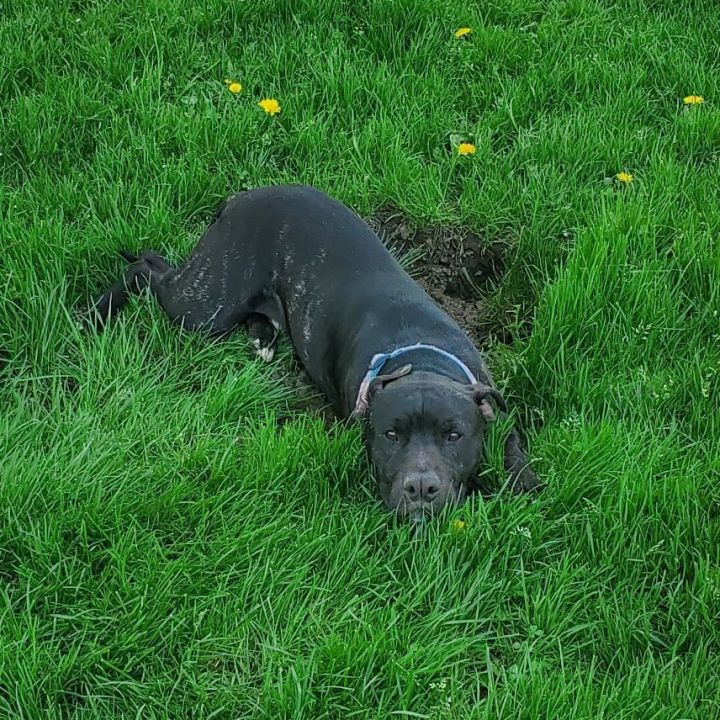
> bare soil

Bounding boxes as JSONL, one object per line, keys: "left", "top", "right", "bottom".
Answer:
{"left": 366, "top": 208, "right": 513, "bottom": 346}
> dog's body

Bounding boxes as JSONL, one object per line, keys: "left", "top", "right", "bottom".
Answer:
{"left": 92, "top": 185, "right": 538, "bottom": 519}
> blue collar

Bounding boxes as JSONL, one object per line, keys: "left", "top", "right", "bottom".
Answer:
{"left": 367, "top": 343, "right": 477, "bottom": 383}
{"left": 353, "top": 343, "right": 477, "bottom": 417}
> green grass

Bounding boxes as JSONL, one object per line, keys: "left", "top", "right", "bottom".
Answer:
{"left": 2, "top": 0, "right": 720, "bottom": 717}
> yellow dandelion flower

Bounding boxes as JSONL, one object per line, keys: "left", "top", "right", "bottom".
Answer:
{"left": 683, "top": 95, "right": 704, "bottom": 105}
{"left": 615, "top": 171, "right": 634, "bottom": 184}
{"left": 452, "top": 519, "right": 466, "bottom": 532}
{"left": 228, "top": 82, "right": 242, "bottom": 94}
{"left": 258, "top": 98, "right": 281, "bottom": 115}
{"left": 457, "top": 142, "right": 476, "bottom": 156}
{"left": 454, "top": 27, "right": 472, "bottom": 38}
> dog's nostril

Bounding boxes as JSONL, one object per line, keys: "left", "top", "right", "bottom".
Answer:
{"left": 424, "top": 482, "right": 439, "bottom": 500}
{"left": 403, "top": 478, "right": 419, "bottom": 499}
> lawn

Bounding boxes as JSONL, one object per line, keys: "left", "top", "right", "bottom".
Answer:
{"left": 1, "top": 0, "right": 720, "bottom": 717}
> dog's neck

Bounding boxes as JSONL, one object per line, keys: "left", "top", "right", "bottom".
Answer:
{"left": 380, "top": 350, "right": 472, "bottom": 385}
{"left": 351, "top": 344, "right": 476, "bottom": 418}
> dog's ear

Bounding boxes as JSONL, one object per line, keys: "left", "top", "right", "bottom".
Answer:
{"left": 473, "top": 384, "right": 507, "bottom": 422}
{"left": 368, "top": 364, "right": 412, "bottom": 400}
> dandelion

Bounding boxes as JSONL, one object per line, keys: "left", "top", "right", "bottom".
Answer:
{"left": 451, "top": 519, "right": 466, "bottom": 532}
{"left": 615, "top": 171, "right": 634, "bottom": 184}
{"left": 683, "top": 95, "right": 704, "bottom": 105}
{"left": 258, "top": 98, "right": 281, "bottom": 115}
{"left": 457, "top": 142, "right": 476, "bottom": 156}
{"left": 454, "top": 27, "right": 472, "bottom": 38}
{"left": 227, "top": 82, "right": 242, "bottom": 94}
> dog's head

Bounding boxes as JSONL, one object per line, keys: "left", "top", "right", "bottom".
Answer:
{"left": 364, "top": 366, "right": 505, "bottom": 522}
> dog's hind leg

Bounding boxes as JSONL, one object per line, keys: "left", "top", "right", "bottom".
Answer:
{"left": 88, "top": 196, "right": 264, "bottom": 335}
{"left": 89, "top": 248, "right": 257, "bottom": 337}
{"left": 247, "top": 313, "right": 279, "bottom": 362}
{"left": 88, "top": 251, "right": 169, "bottom": 331}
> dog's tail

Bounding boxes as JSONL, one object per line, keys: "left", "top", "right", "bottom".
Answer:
{"left": 118, "top": 249, "right": 138, "bottom": 264}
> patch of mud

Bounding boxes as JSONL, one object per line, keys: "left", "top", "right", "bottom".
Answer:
{"left": 366, "top": 208, "right": 522, "bottom": 347}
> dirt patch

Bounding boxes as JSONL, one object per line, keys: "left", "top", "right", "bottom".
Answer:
{"left": 366, "top": 208, "right": 516, "bottom": 346}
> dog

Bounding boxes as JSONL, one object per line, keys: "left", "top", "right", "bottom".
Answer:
{"left": 90, "top": 185, "right": 540, "bottom": 521}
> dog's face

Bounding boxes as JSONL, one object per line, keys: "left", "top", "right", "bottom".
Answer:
{"left": 365, "top": 371, "right": 504, "bottom": 522}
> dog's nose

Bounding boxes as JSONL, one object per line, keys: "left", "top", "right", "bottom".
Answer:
{"left": 403, "top": 473, "right": 440, "bottom": 502}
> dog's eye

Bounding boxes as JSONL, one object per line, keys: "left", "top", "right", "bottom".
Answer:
{"left": 447, "top": 431, "right": 462, "bottom": 442}
{"left": 385, "top": 430, "right": 399, "bottom": 442}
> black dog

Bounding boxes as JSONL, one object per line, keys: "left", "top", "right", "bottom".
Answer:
{"left": 91, "top": 185, "right": 539, "bottom": 521}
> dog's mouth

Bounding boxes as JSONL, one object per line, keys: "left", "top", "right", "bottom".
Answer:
{"left": 393, "top": 481, "right": 468, "bottom": 523}
{"left": 404, "top": 503, "right": 435, "bottom": 525}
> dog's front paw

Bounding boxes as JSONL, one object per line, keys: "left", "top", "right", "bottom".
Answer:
{"left": 509, "top": 465, "right": 543, "bottom": 495}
